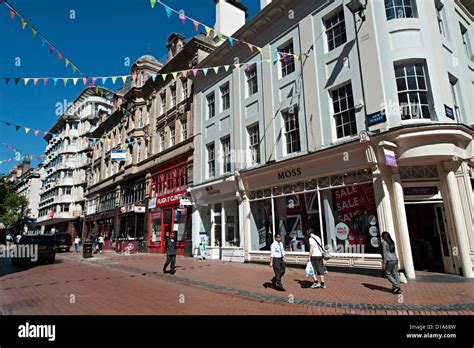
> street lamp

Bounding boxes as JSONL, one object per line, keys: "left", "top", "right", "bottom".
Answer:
{"left": 346, "top": 0, "right": 367, "bottom": 21}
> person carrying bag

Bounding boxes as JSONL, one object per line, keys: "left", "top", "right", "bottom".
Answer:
{"left": 307, "top": 228, "right": 328, "bottom": 289}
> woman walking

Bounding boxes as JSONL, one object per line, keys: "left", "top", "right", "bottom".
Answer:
{"left": 381, "top": 231, "right": 402, "bottom": 294}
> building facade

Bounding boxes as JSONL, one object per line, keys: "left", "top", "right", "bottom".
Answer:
{"left": 85, "top": 33, "right": 214, "bottom": 255}
{"left": 16, "top": 164, "right": 44, "bottom": 224}
{"left": 191, "top": 0, "right": 474, "bottom": 278}
{"left": 37, "top": 87, "right": 112, "bottom": 237}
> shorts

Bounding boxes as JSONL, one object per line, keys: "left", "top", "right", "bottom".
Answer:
{"left": 310, "top": 256, "right": 325, "bottom": 276}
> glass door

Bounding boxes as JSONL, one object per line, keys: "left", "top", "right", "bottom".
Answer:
{"left": 433, "top": 204, "right": 456, "bottom": 274}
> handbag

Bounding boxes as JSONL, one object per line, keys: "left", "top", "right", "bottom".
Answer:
{"left": 312, "top": 236, "right": 331, "bottom": 260}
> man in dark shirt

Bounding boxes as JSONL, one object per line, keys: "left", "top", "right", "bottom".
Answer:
{"left": 163, "top": 232, "right": 177, "bottom": 274}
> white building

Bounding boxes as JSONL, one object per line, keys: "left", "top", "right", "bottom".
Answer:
{"left": 190, "top": 0, "right": 474, "bottom": 278}
{"left": 37, "top": 87, "right": 112, "bottom": 236}
{"left": 16, "top": 164, "right": 44, "bottom": 221}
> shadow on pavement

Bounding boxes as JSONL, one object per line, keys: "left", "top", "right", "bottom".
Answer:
{"left": 0, "top": 258, "right": 65, "bottom": 277}
{"left": 362, "top": 283, "right": 392, "bottom": 293}
{"left": 262, "top": 282, "right": 274, "bottom": 289}
{"left": 295, "top": 279, "right": 313, "bottom": 289}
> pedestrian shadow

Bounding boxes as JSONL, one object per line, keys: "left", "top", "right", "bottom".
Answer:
{"left": 295, "top": 279, "right": 313, "bottom": 289}
{"left": 262, "top": 282, "right": 274, "bottom": 289}
{"left": 362, "top": 283, "right": 392, "bottom": 293}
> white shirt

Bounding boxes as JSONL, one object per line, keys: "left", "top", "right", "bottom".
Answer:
{"left": 74, "top": 238, "right": 80, "bottom": 244}
{"left": 270, "top": 241, "right": 285, "bottom": 258}
{"left": 309, "top": 234, "right": 323, "bottom": 257}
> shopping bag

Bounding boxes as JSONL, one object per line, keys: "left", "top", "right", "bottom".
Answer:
{"left": 305, "top": 262, "right": 314, "bottom": 277}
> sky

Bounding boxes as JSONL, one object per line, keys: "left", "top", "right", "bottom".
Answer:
{"left": 0, "top": 0, "right": 261, "bottom": 175}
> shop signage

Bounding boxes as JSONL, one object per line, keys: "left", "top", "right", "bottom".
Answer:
{"left": 277, "top": 168, "right": 302, "bottom": 181}
{"left": 335, "top": 222, "right": 350, "bottom": 240}
{"left": 87, "top": 203, "right": 97, "bottom": 216}
{"left": 383, "top": 148, "right": 397, "bottom": 167}
{"left": 367, "top": 110, "right": 386, "bottom": 127}
{"left": 179, "top": 198, "right": 192, "bottom": 206}
{"left": 403, "top": 186, "right": 438, "bottom": 196}
{"left": 155, "top": 190, "right": 187, "bottom": 207}
{"left": 444, "top": 105, "right": 455, "bottom": 120}
{"left": 148, "top": 198, "right": 157, "bottom": 209}
{"left": 134, "top": 206, "right": 146, "bottom": 213}
{"left": 111, "top": 150, "right": 126, "bottom": 162}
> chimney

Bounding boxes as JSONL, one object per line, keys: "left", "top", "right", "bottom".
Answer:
{"left": 166, "top": 33, "right": 186, "bottom": 61}
{"left": 214, "top": 0, "right": 248, "bottom": 37}
{"left": 21, "top": 157, "right": 30, "bottom": 175}
{"left": 260, "top": 0, "right": 272, "bottom": 9}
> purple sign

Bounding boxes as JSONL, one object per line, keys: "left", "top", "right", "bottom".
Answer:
{"left": 403, "top": 187, "right": 438, "bottom": 196}
{"left": 384, "top": 149, "right": 397, "bottom": 167}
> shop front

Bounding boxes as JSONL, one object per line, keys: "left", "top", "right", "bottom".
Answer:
{"left": 148, "top": 159, "right": 192, "bottom": 255}
{"left": 190, "top": 176, "right": 244, "bottom": 262}
{"left": 84, "top": 209, "right": 115, "bottom": 249}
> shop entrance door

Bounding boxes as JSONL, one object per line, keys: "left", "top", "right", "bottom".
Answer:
{"left": 162, "top": 209, "right": 173, "bottom": 252}
{"left": 405, "top": 203, "right": 456, "bottom": 274}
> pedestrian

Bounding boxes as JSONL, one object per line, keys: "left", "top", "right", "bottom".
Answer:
{"left": 307, "top": 228, "right": 327, "bottom": 289}
{"left": 381, "top": 231, "right": 402, "bottom": 294}
{"left": 270, "top": 233, "right": 286, "bottom": 291}
{"left": 6, "top": 233, "right": 13, "bottom": 248}
{"left": 98, "top": 234, "right": 104, "bottom": 254}
{"left": 163, "top": 232, "right": 177, "bottom": 274}
{"left": 74, "top": 236, "right": 80, "bottom": 253}
{"left": 91, "top": 232, "right": 97, "bottom": 253}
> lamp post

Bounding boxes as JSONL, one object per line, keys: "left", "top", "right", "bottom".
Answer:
{"left": 346, "top": 0, "right": 369, "bottom": 130}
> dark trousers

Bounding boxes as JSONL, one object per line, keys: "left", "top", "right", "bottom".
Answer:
{"left": 163, "top": 254, "right": 176, "bottom": 273}
{"left": 384, "top": 260, "right": 401, "bottom": 290}
{"left": 272, "top": 258, "right": 285, "bottom": 288}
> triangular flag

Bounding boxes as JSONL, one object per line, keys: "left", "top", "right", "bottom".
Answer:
{"left": 15, "top": 126, "right": 21, "bottom": 132}
{"left": 83, "top": 77, "right": 88, "bottom": 85}
{"left": 121, "top": 76, "right": 127, "bottom": 83}
{"left": 32, "top": 28, "right": 37, "bottom": 37}
{"left": 205, "top": 26, "right": 212, "bottom": 37}
{"left": 224, "top": 65, "right": 230, "bottom": 72}
{"left": 65, "top": 58, "right": 70, "bottom": 68}
{"left": 182, "top": 70, "right": 188, "bottom": 78}
{"left": 57, "top": 51, "right": 62, "bottom": 60}
{"left": 25, "top": 128, "right": 30, "bottom": 134}
{"left": 217, "top": 32, "right": 223, "bottom": 41}
{"left": 162, "top": 74, "right": 167, "bottom": 81}
{"left": 150, "top": 0, "right": 156, "bottom": 8}
{"left": 34, "top": 130, "right": 40, "bottom": 136}
{"left": 165, "top": 7, "right": 172, "bottom": 18}
{"left": 112, "top": 76, "right": 118, "bottom": 84}
{"left": 151, "top": 74, "right": 157, "bottom": 81}
{"left": 193, "top": 20, "right": 199, "bottom": 32}
{"left": 234, "top": 63, "right": 241, "bottom": 69}
{"left": 72, "top": 65, "right": 77, "bottom": 74}
{"left": 63, "top": 78, "right": 68, "bottom": 86}
{"left": 192, "top": 69, "right": 199, "bottom": 77}
{"left": 24, "top": 78, "right": 30, "bottom": 86}
{"left": 101, "top": 77, "right": 108, "bottom": 84}
{"left": 33, "top": 78, "right": 39, "bottom": 86}
{"left": 245, "top": 63, "right": 251, "bottom": 70}
{"left": 257, "top": 47, "right": 263, "bottom": 55}
{"left": 43, "top": 78, "right": 49, "bottom": 86}
{"left": 5, "top": 78, "right": 10, "bottom": 85}
{"left": 53, "top": 78, "right": 58, "bottom": 86}
{"left": 213, "top": 67, "right": 220, "bottom": 74}
{"left": 15, "top": 78, "right": 20, "bottom": 85}
{"left": 21, "top": 18, "right": 27, "bottom": 29}
{"left": 202, "top": 68, "right": 209, "bottom": 76}
{"left": 172, "top": 72, "right": 178, "bottom": 80}
{"left": 43, "top": 132, "right": 48, "bottom": 137}
{"left": 49, "top": 45, "right": 54, "bottom": 54}
{"left": 228, "top": 37, "right": 234, "bottom": 47}
{"left": 91, "top": 78, "right": 97, "bottom": 86}
{"left": 9, "top": 9, "right": 15, "bottom": 19}
{"left": 180, "top": 13, "right": 186, "bottom": 25}
{"left": 73, "top": 78, "right": 79, "bottom": 86}
{"left": 247, "top": 43, "right": 254, "bottom": 52}
{"left": 41, "top": 38, "right": 46, "bottom": 47}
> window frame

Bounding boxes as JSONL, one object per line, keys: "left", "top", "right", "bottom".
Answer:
{"left": 207, "top": 143, "right": 216, "bottom": 178}
{"left": 221, "top": 83, "right": 230, "bottom": 111}
{"left": 331, "top": 83, "right": 357, "bottom": 139}
{"left": 221, "top": 136, "right": 231, "bottom": 174}
{"left": 246, "top": 66, "right": 258, "bottom": 96}
{"left": 384, "top": 0, "right": 418, "bottom": 20}
{"left": 282, "top": 108, "right": 301, "bottom": 155}
{"left": 279, "top": 41, "right": 296, "bottom": 78}
{"left": 247, "top": 124, "right": 260, "bottom": 166}
{"left": 207, "top": 92, "right": 216, "bottom": 119}
{"left": 324, "top": 9, "right": 347, "bottom": 52}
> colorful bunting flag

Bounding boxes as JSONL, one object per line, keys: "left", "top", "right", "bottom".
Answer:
{"left": 57, "top": 51, "right": 62, "bottom": 60}
{"left": 24, "top": 78, "right": 30, "bottom": 86}
{"left": 32, "top": 28, "right": 37, "bottom": 37}
{"left": 33, "top": 78, "right": 39, "bottom": 86}
{"left": 101, "top": 77, "right": 107, "bottom": 84}
{"left": 213, "top": 67, "right": 220, "bottom": 74}
{"left": 193, "top": 20, "right": 199, "bottom": 32}
{"left": 150, "top": 0, "right": 156, "bottom": 8}
{"left": 165, "top": 7, "right": 172, "bottom": 18}
{"left": 224, "top": 65, "right": 230, "bottom": 72}
{"left": 202, "top": 68, "right": 209, "bottom": 76}
{"left": 9, "top": 9, "right": 15, "bottom": 19}
{"left": 151, "top": 74, "right": 157, "bottom": 81}
{"left": 205, "top": 26, "right": 212, "bottom": 37}
{"left": 228, "top": 37, "right": 234, "bottom": 47}
{"left": 34, "top": 130, "right": 40, "bottom": 136}
{"left": 172, "top": 72, "right": 178, "bottom": 80}
{"left": 192, "top": 69, "right": 198, "bottom": 77}
{"left": 24, "top": 128, "right": 30, "bottom": 134}
{"left": 112, "top": 76, "right": 118, "bottom": 84}
{"left": 121, "top": 76, "right": 127, "bottom": 83}
{"left": 43, "top": 78, "right": 49, "bottom": 86}
{"left": 65, "top": 58, "right": 70, "bottom": 68}
{"left": 162, "top": 74, "right": 167, "bottom": 81}
{"left": 73, "top": 78, "right": 79, "bottom": 86}
{"left": 21, "top": 18, "right": 27, "bottom": 29}
{"left": 15, "top": 126, "right": 21, "bottom": 132}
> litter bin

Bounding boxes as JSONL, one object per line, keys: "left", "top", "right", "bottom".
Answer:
{"left": 82, "top": 242, "right": 93, "bottom": 258}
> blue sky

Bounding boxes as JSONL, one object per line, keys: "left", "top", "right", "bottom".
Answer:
{"left": 0, "top": 0, "right": 260, "bottom": 175}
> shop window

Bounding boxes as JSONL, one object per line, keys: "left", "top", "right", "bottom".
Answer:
{"left": 320, "top": 183, "right": 381, "bottom": 255}
{"left": 224, "top": 201, "right": 240, "bottom": 247}
{"left": 151, "top": 215, "right": 162, "bottom": 243}
{"left": 250, "top": 199, "right": 273, "bottom": 251}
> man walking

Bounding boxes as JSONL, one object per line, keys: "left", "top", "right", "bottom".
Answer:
{"left": 74, "top": 236, "right": 80, "bottom": 253}
{"left": 270, "top": 233, "right": 286, "bottom": 291}
{"left": 308, "top": 228, "right": 327, "bottom": 289}
{"left": 163, "top": 232, "right": 177, "bottom": 274}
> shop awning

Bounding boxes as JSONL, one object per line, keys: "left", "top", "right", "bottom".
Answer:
{"left": 189, "top": 176, "right": 239, "bottom": 205}
{"left": 35, "top": 217, "right": 78, "bottom": 227}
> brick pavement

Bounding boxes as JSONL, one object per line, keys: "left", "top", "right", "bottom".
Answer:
{"left": 1, "top": 250, "right": 473, "bottom": 315}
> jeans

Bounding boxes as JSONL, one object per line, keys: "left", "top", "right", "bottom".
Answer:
{"left": 74, "top": 244, "right": 78, "bottom": 252}
{"left": 384, "top": 260, "right": 401, "bottom": 290}
{"left": 272, "top": 258, "right": 286, "bottom": 288}
{"left": 163, "top": 254, "right": 176, "bottom": 273}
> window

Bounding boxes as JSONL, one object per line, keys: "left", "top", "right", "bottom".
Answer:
{"left": 385, "top": 0, "right": 417, "bottom": 20}
{"left": 171, "top": 85, "right": 177, "bottom": 108}
{"left": 70, "top": 122, "right": 78, "bottom": 130}
{"left": 137, "top": 142, "right": 142, "bottom": 163}
{"left": 435, "top": 1, "right": 446, "bottom": 37}
{"left": 221, "top": 84, "right": 230, "bottom": 111}
{"left": 182, "top": 79, "right": 188, "bottom": 99}
{"left": 207, "top": 143, "right": 215, "bottom": 178}
{"left": 331, "top": 83, "right": 357, "bottom": 138}
{"left": 222, "top": 137, "right": 231, "bottom": 173}
{"left": 159, "top": 129, "right": 165, "bottom": 151}
{"left": 64, "top": 187, "right": 72, "bottom": 195}
{"left": 66, "top": 170, "right": 74, "bottom": 178}
{"left": 181, "top": 119, "right": 188, "bottom": 141}
{"left": 280, "top": 41, "right": 296, "bottom": 77}
{"left": 170, "top": 126, "right": 176, "bottom": 147}
{"left": 325, "top": 10, "right": 347, "bottom": 51}
{"left": 282, "top": 108, "right": 301, "bottom": 154}
{"left": 246, "top": 66, "right": 258, "bottom": 96}
{"left": 160, "top": 92, "right": 166, "bottom": 114}
{"left": 247, "top": 124, "right": 260, "bottom": 166}
{"left": 449, "top": 77, "right": 463, "bottom": 122}
{"left": 460, "top": 24, "right": 473, "bottom": 60}
{"left": 71, "top": 138, "right": 77, "bottom": 145}
{"left": 207, "top": 93, "right": 215, "bottom": 118}
{"left": 395, "top": 63, "right": 431, "bottom": 120}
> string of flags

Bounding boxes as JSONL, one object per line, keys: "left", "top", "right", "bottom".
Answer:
{"left": 150, "top": 0, "right": 305, "bottom": 61}
{"left": 1, "top": 0, "right": 84, "bottom": 76}
{"left": 0, "top": 56, "right": 297, "bottom": 86}
{"left": 0, "top": 154, "right": 45, "bottom": 165}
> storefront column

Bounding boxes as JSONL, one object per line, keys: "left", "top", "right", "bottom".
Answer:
{"left": 242, "top": 198, "right": 250, "bottom": 253}
{"left": 391, "top": 169, "right": 416, "bottom": 279}
{"left": 210, "top": 204, "right": 215, "bottom": 247}
{"left": 191, "top": 206, "right": 201, "bottom": 255}
{"left": 445, "top": 164, "right": 474, "bottom": 278}
{"left": 221, "top": 203, "right": 226, "bottom": 247}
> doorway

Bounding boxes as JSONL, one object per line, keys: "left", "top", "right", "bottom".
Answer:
{"left": 405, "top": 203, "right": 456, "bottom": 274}
{"left": 162, "top": 208, "right": 173, "bottom": 252}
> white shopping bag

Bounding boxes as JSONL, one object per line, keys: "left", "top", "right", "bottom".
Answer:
{"left": 305, "top": 262, "right": 314, "bottom": 277}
